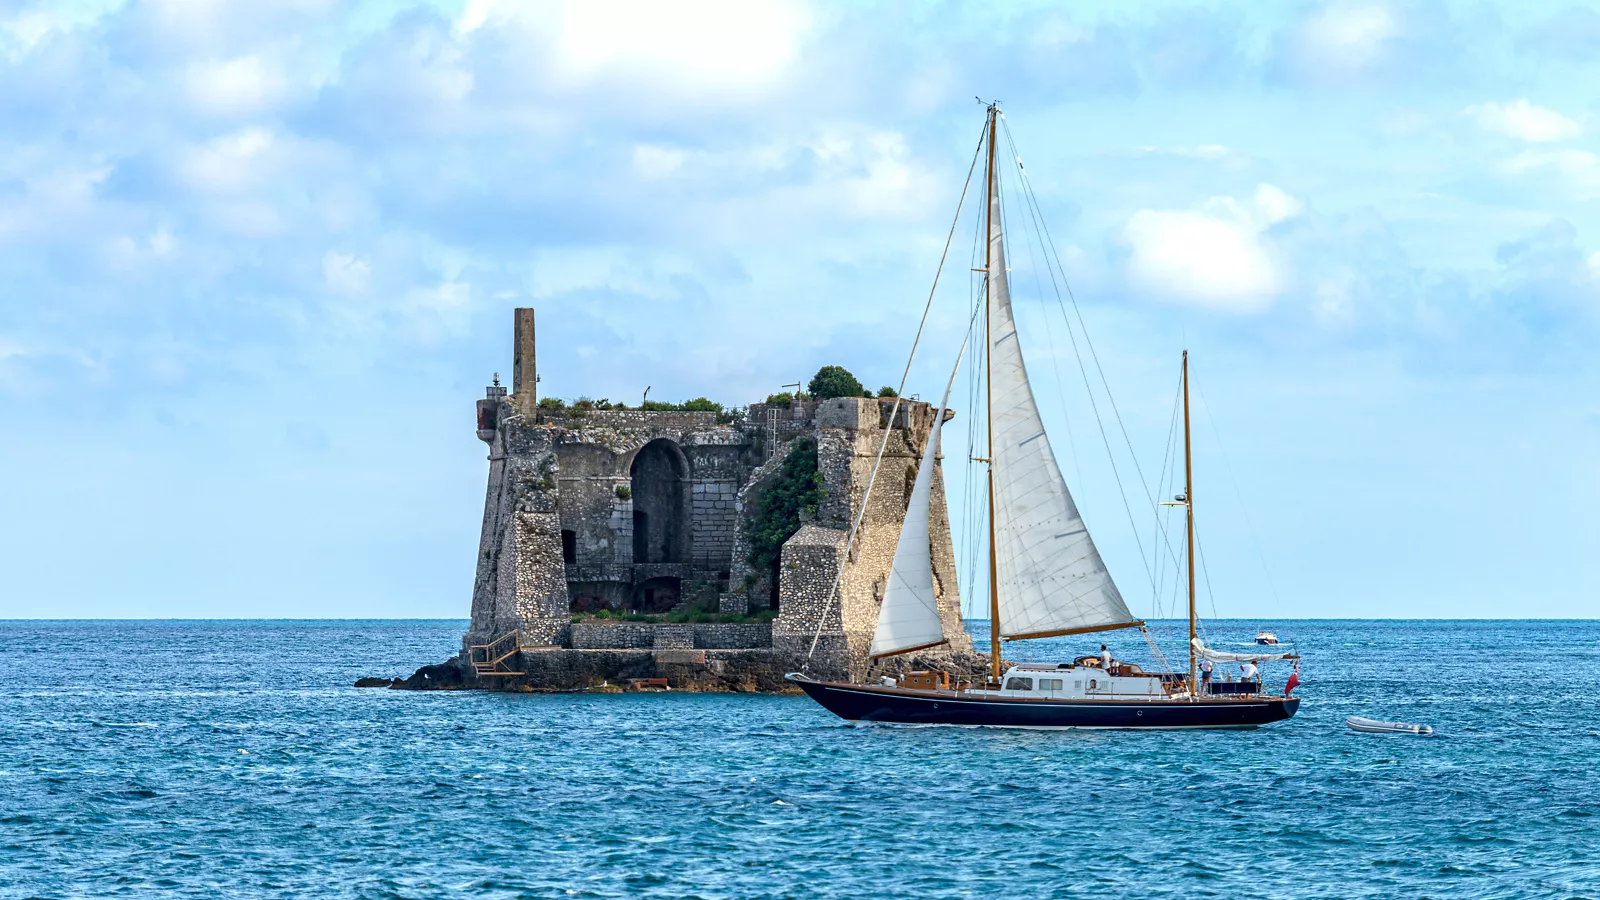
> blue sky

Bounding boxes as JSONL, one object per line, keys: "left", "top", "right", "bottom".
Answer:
{"left": 2, "top": 0, "right": 1596, "bottom": 619}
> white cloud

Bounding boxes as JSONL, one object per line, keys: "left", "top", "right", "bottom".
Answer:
{"left": 1122, "top": 210, "right": 1278, "bottom": 312}
{"left": 322, "top": 251, "right": 371, "bottom": 297}
{"left": 458, "top": 0, "right": 808, "bottom": 103}
{"left": 1299, "top": 3, "right": 1398, "bottom": 74}
{"left": 410, "top": 280, "right": 470, "bottom": 309}
{"left": 180, "top": 128, "right": 277, "bottom": 194}
{"left": 185, "top": 55, "right": 289, "bottom": 117}
{"left": 632, "top": 145, "right": 687, "bottom": 180}
{"left": 1500, "top": 149, "right": 1600, "bottom": 199}
{"left": 1465, "top": 100, "right": 1581, "bottom": 142}
{"left": 559, "top": 0, "right": 806, "bottom": 90}
{"left": 1254, "top": 183, "right": 1304, "bottom": 225}
{"left": 1588, "top": 251, "right": 1600, "bottom": 280}
{"left": 1136, "top": 144, "right": 1238, "bottom": 161}
{"left": 1120, "top": 184, "right": 1303, "bottom": 312}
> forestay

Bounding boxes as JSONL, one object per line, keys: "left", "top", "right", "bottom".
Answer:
{"left": 985, "top": 177, "right": 1142, "bottom": 641}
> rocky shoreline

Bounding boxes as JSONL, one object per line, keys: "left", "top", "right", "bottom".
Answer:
{"left": 358, "top": 646, "right": 996, "bottom": 694}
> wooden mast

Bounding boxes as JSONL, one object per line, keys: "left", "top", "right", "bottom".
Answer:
{"left": 984, "top": 104, "right": 1002, "bottom": 685}
{"left": 1183, "top": 351, "right": 1197, "bottom": 697}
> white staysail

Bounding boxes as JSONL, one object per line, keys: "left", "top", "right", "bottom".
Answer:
{"left": 986, "top": 172, "right": 1142, "bottom": 641}
{"left": 868, "top": 410, "right": 948, "bottom": 659}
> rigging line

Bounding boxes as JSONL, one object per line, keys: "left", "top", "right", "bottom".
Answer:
{"left": 961, "top": 187, "right": 986, "bottom": 618}
{"left": 1193, "top": 378, "right": 1285, "bottom": 611}
{"left": 997, "top": 126, "right": 1158, "bottom": 598}
{"left": 805, "top": 120, "right": 988, "bottom": 665}
{"left": 1192, "top": 518, "right": 1222, "bottom": 636}
{"left": 1010, "top": 151, "right": 1087, "bottom": 500}
{"left": 1001, "top": 120, "right": 1188, "bottom": 585}
{"left": 1152, "top": 365, "right": 1185, "bottom": 627}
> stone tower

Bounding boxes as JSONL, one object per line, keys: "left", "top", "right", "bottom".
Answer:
{"left": 461, "top": 309, "right": 974, "bottom": 684}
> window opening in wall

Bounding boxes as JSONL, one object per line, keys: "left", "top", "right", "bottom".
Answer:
{"left": 561, "top": 529, "right": 576, "bottom": 564}
{"left": 1005, "top": 677, "right": 1034, "bottom": 691}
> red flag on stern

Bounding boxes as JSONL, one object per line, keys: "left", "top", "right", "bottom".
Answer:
{"left": 1285, "top": 667, "right": 1301, "bottom": 696}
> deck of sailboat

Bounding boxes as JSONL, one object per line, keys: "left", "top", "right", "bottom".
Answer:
{"left": 788, "top": 674, "right": 1299, "bottom": 729}
{"left": 791, "top": 674, "right": 1290, "bottom": 705}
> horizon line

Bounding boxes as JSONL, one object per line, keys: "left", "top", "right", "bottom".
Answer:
{"left": 1, "top": 616, "right": 1596, "bottom": 623}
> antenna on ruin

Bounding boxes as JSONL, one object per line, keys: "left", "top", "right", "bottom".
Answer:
{"left": 492, "top": 372, "right": 500, "bottom": 386}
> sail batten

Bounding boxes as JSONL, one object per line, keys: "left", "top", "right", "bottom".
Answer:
{"left": 985, "top": 165, "right": 1141, "bottom": 641}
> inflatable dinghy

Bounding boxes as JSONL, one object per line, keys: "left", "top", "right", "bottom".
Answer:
{"left": 1346, "top": 716, "right": 1432, "bottom": 735}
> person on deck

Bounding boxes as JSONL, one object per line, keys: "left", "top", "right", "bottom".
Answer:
{"left": 1199, "top": 657, "right": 1213, "bottom": 691}
{"left": 1100, "top": 644, "right": 1111, "bottom": 670}
{"left": 1240, "top": 660, "right": 1259, "bottom": 688}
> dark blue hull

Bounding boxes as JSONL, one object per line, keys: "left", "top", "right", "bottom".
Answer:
{"left": 790, "top": 675, "right": 1299, "bottom": 729}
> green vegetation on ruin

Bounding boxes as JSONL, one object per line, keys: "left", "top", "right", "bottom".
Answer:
{"left": 807, "top": 365, "right": 867, "bottom": 399}
{"left": 746, "top": 437, "right": 826, "bottom": 572}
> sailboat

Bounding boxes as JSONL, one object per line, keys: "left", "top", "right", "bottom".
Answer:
{"left": 787, "top": 104, "right": 1301, "bottom": 729}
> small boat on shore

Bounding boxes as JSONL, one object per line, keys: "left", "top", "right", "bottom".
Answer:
{"left": 1347, "top": 716, "right": 1433, "bottom": 735}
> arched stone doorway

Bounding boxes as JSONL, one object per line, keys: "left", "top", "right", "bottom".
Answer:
{"left": 630, "top": 438, "right": 690, "bottom": 564}
{"left": 632, "top": 576, "right": 682, "bottom": 613}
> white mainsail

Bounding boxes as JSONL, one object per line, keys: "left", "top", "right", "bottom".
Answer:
{"left": 868, "top": 408, "right": 949, "bottom": 659}
{"left": 986, "top": 173, "right": 1142, "bottom": 640}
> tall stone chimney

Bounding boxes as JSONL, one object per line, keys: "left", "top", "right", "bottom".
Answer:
{"left": 512, "top": 308, "right": 537, "bottom": 415}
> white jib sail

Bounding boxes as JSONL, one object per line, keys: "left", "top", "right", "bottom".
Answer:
{"left": 869, "top": 304, "right": 982, "bottom": 660}
{"left": 868, "top": 409, "right": 948, "bottom": 659}
{"left": 986, "top": 172, "right": 1141, "bottom": 641}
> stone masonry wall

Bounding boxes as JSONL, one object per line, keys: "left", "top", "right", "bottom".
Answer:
{"left": 461, "top": 317, "right": 974, "bottom": 686}
{"left": 569, "top": 622, "right": 774, "bottom": 650}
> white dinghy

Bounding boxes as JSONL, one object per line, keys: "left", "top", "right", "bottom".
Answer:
{"left": 1347, "top": 716, "right": 1433, "bottom": 735}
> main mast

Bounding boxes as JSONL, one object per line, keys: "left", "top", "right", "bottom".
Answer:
{"left": 984, "top": 104, "right": 1002, "bottom": 685}
{"left": 1183, "top": 351, "right": 1197, "bottom": 696}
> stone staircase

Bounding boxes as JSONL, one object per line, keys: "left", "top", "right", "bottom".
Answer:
{"left": 652, "top": 625, "right": 704, "bottom": 665}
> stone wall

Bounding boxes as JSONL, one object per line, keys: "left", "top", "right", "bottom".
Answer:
{"left": 460, "top": 309, "right": 975, "bottom": 686}
{"left": 569, "top": 622, "right": 774, "bottom": 650}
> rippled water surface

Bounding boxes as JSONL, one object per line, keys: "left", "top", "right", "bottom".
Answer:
{"left": 2, "top": 619, "right": 1597, "bottom": 899}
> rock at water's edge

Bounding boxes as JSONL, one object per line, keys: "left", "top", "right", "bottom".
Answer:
{"left": 353, "top": 677, "right": 393, "bottom": 688}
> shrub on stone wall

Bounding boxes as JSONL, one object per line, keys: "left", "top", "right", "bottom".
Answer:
{"left": 746, "top": 437, "right": 826, "bottom": 573}
{"left": 678, "top": 397, "right": 722, "bottom": 413}
{"left": 636, "top": 398, "right": 723, "bottom": 412}
{"left": 877, "top": 386, "right": 897, "bottom": 397}
{"left": 808, "top": 365, "right": 867, "bottom": 400}
{"left": 537, "top": 397, "right": 565, "bottom": 409}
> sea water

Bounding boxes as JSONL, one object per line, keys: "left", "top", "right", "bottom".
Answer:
{"left": 1, "top": 619, "right": 1596, "bottom": 899}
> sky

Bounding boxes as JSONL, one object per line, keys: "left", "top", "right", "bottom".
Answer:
{"left": 1, "top": 0, "right": 1597, "bottom": 620}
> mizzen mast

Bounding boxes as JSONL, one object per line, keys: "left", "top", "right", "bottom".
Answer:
{"left": 1183, "top": 350, "right": 1198, "bottom": 696}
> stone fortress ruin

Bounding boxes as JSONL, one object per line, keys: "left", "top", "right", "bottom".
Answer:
{"left": 405, "top": 308, "right": 984, "bottom": 691}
